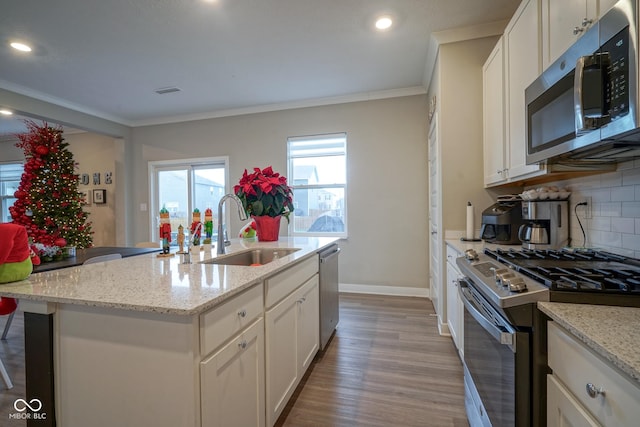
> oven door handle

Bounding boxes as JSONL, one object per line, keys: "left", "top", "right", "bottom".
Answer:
{"left": 459, "top": 279, "right": 517, "bottom": 353}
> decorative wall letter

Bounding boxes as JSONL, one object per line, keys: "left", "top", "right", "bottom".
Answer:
{"left": 93, "top": 173, "right": 101, "bottom": 185}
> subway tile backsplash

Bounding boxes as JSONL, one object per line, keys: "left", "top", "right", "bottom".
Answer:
{"left": 539, "top": 159, "right": 640, "bottom": 258}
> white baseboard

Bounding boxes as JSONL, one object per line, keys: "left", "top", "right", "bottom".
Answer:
{"left": 339, "top": 283, "right": 430, "bottom": 298}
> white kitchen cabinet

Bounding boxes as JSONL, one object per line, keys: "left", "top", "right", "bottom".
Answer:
{"left": 541, "top": 0, "right": 597, "bottom": 69}
{"left": 483, "top": 37, "right": 507, "bottom": 186}
{"left": 445, "top": 244, "right": 464, "bottom": 358}
{"left": 547, "top": 321, "right": 640, "bottom": 427}
{"left": 542, "top": 0, "right": 619, "bottom": 69}
{"left": 547, "top": 374, "right": 600, "bottom": 427}
{"left": 504, "top": 0, "right": 544, "bottom": 182}
{"left": 265, "top": 260, "right": 319, "bottom": 427}
{"left": 201, "top": 317, "right": 265, "bottom": 427}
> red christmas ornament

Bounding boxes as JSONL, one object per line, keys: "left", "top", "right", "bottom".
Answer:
{"left": 35, "top": 145, "right": 50, "bottom": 156}
{"left": 54, "top": 238, "right": 67, "bottom": 247}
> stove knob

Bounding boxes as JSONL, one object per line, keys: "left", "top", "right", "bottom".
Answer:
{"left": 493, "top": 268, "right": 511, "bottom": 285}
{"left": 499, "top": 273, "right": 518, "bottom": 287}
{"left": 464, "top": 249, "right": 478, "bottom": 260}
{"left": 508, "top": 278, "right": 528, "bottom": 293}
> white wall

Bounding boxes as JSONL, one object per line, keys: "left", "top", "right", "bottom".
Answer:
{"left": 131, "top": 96, "right": 430, "bottom": 291}
{"left": 539, "top": 160, "right": 640, "bottom": 258}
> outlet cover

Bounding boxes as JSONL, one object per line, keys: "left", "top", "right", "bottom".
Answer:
{"left": 584, "top": 197, "right": 592, "bottom": 219}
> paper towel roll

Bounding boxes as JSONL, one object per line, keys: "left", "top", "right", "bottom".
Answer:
{"left": 466, "top": 202, "right": 474, "bottom": 240}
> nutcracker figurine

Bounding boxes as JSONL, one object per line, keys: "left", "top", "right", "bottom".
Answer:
{"left": 190, "top": 208, "right": 202, "bottom": 246}
{"left": 159, "top": 206, "right": 171, "bottom": 254}
{"left": 204, "top": 208, "right": 213, "bottom": 239}
{"left": 177, "top": 224, "right": 185, "bottom": 253}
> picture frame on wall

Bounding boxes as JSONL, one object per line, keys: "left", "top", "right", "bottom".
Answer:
{"left": 93, "top": 189, "right": 106, "bottom": 204}
{"left": 79, "top": 190, "right": 91, "bottom": 205}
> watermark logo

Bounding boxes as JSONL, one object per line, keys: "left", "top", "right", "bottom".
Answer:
{"left": 8, "top": 398, "right": 47, "bottom": 420}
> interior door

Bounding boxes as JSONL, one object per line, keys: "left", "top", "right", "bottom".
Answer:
{"left": 427, "top": 113, "right": 444, "bottom": 332}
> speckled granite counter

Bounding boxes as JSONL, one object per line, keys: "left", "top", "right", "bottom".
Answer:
{"left": 0, "top": 237, "right": 338, "bottom": 315}
{"left": 538, "top": 301, "right": 640, "bottom": 385}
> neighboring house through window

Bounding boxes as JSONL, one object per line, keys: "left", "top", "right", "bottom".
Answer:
{"left": 0, "top": 162, "right": 22, "bottom": 223}
{"left": 287, "top": 133, "right": 347, "bottom": 237}
{"left": 149, "top": 157, "right": 228, "bottom": 245}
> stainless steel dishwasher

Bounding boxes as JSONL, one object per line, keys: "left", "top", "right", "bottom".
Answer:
{"left": 319, "top": 243, "right": 340, "bottom": 350}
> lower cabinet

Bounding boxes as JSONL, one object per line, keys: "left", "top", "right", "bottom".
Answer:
{"left": 547, "top": 321, "right": 640, "bottom": 426}
{"left": 445, "top": 243, "right": 464, "bottom": 358}
{"left": 265, "top": 274, "right": 319, "bottom": 426}
{"left": 201, "top": 317, "right": 265, "bottom": 427}
{"left": 547, "top": 374, "right": 599, "bottom": 427}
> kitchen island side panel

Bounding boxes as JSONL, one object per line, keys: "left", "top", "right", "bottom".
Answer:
{"left": 55, "top": 304, "right": 200, "bottom": 427}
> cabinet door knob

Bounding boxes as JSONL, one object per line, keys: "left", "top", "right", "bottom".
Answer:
{"left": 238, "top": 340, "right": 248, "bottom": 350}
{"left": 297, "top": 297, "right": 306, "bottom": 304}
{"left": 237, "top": 309, "right": 247, "bottom": 318}
{"left": 582, "top": 17, "right": 593, "bottom": 27}
{"left": 573, "top": 26, "right": 584, "bottom": 35}
{"left": 585, "top": 383, "right": 604, "bottom": 398}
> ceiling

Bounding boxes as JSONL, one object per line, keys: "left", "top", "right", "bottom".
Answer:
{"left": 0, "top": 0, "right": 519, "bottom": 136}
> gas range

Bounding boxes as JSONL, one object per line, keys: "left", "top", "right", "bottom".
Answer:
{"left": 457, "top": 248, "right": 640, "bottom": 315}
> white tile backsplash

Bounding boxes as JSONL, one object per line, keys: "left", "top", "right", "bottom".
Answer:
{"left": 542, "top": 159, "right": 640, "bottom": 258}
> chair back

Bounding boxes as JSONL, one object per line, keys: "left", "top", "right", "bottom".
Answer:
{"left": 83, "top": 253, "right": 123, "bottom": 265}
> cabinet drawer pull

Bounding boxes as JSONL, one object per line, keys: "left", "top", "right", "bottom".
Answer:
{"left": 237, "top": 309, "right": 247, "bottom": 318}
{"left": 238, "top": 340, "right": 248, "bottom": 350}
{"left": 585, "top": 383, "right": 604, "bottom": 398}
{"left": 297, "top": 297, "right": 306, "bottom": 304}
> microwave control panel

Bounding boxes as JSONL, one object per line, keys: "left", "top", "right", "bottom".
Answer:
{"left": 603, "top": 26, "right": 629, "bottom": 120}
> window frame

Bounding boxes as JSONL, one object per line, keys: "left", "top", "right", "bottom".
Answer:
{"left": 287, "top": 133, "right": 347, "bottom": 238}
{"left": 0, "top": 162, "right": 23, "bottom": 223}
{"left": 148, "top": 156, "right": 229, "bottom": 243}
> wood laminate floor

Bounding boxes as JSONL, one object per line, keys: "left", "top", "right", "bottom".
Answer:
{"left": 0, "top": 294, "right": 468, "bottom": 427}
{"left": 276, "top": 293, "right": 469, "bottom": 427}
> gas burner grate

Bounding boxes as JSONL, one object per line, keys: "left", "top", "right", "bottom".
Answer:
{"left": 483, "top": 248, "right": 640, "bottom": 299}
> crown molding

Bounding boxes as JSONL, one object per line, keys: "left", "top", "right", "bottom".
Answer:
{"left": 130, "top": 86, "right": 427, "bottom": 127}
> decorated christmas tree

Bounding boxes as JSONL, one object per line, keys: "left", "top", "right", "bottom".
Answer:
{"left": 10, "top": 121, "right": 93, "bottom": 249}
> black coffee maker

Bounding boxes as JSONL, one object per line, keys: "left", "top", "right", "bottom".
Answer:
{"left": 480, "top": 197, "right": 524, "bottom": 245}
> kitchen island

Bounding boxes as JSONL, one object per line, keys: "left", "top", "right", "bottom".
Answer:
{"left": 0, "top": 237, "right": 338, "bottom": 427}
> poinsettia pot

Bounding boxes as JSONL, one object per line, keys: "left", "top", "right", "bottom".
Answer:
{"left": 252, "top": 215, "right": 281, "bottom": 242}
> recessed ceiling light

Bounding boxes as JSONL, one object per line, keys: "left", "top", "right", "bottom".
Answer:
{"left": 0, "top": 109, "right": 13, "bottom": 116}
{"left": 375, "top": 16, "right": 393, "bottom": 31}
{"left": 10, "top": 42, "right": 32, "bottom": 52}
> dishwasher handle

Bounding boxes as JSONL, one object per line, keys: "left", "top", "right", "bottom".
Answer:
{"left": 320, "top": 247, "right": 340, "bottom": 262}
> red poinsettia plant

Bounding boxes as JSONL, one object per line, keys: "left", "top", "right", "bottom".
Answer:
{"left": 234, "top": 166, "right": 294, "bottom": 221}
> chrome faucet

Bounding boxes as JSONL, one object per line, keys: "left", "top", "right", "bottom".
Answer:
{"left": 217, "top": 194, "right": 248, "bottom": 255}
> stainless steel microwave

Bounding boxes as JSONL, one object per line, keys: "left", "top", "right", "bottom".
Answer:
{"left": 525, "top": 0, "right": 640, "bottom": 164}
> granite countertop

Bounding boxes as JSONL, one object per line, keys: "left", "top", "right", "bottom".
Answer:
{"left": 538, "top": 301, "right": 640, "bottom": 386}
{"left": 0, "top": 237, "right": 338, "bottom": 316}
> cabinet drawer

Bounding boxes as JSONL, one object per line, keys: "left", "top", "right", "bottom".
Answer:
{"left": 548, "top": 321, "right": 640, "bottom": 427}
{"left": 201, "top": 284, "right": 263, "bottom": 356}
{"left": 265, "top": 255, "right": 318, "bottom": 308}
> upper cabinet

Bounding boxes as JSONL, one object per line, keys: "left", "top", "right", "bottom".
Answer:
{"left": 542, "top": 0, "right": 619, "bottom": 69}
{"left": 483, "top": 0, "right": 543, "bottom": 187}
{"left": 483, "top": 39, "right": 506, "bottom": 186}
{"left": 482, "top": 0, "right": 620, "bottom": 188}
{"left": 504, "top": 0, "right": 544, "bottom": 181}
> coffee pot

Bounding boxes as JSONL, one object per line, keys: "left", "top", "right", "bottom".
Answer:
{"left": 518, "top": 223, "right": 549, "bottom": 245}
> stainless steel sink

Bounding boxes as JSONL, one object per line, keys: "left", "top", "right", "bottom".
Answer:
{"left": 200, "top": 248, "right": 300, "bottom": 266}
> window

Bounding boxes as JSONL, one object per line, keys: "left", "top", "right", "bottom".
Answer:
{"left": 287, "top": 133, "right": 347, "bottom": 237}
{"left": 149, "top": 157, "right": 228, "bottom": 245}
{"left": 0, "top": 162, "right": 22, "bottom": 223}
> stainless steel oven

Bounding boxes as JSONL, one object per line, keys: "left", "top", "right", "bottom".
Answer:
{"left": 459, "top": 278, "right": 532, "bottom": 427}
{"left": 457, "top": 247, "right": 640, "bottom": 427}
